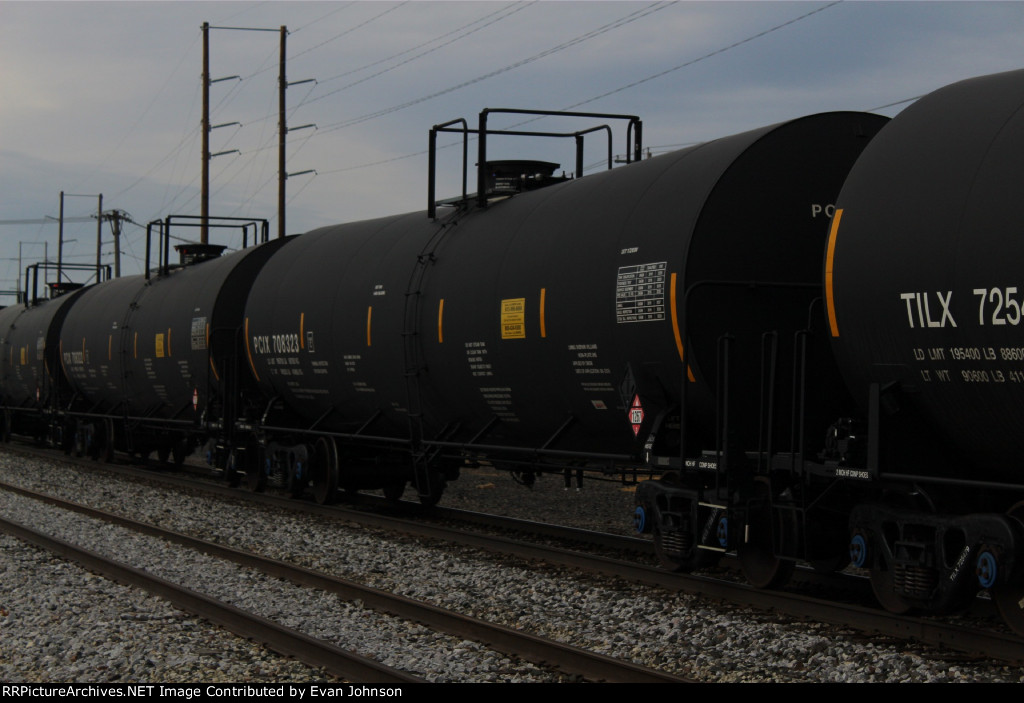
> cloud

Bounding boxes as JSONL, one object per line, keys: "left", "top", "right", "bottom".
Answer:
{"left": 2, "top": 1, "right": 1023, "bottom": 281}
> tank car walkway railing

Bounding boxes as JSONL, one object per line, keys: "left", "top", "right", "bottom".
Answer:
{"left": 427, "top": 108, "right": 642, "bottom": 218}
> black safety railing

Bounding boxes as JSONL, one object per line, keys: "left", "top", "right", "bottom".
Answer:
{"left": 427, "top": 108, "right": 642, "bottom": 219}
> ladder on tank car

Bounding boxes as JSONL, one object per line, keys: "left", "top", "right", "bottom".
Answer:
{"left": 401, "top": 207, "right": 465, "bottom": 502}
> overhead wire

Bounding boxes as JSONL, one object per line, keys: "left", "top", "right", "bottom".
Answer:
{"left": 242, "top": 1, "right": 536, "bottom": 135}
{"left": 93, "top": 1, "right": 541, "bottom": 227}
{"left": 313, "top": 2, "right": 674, "bottom": 136}
{"left": 314, "top": 2, "right": 834, "bottom": 178}
{"left": 867, "top": 95, "right": 923, "bottom": 112}
{"left": 564, "top": 1, "right": 843, "bottom": 111}
{"left": 191, "top": 4, "right": 421, "bottom": 221}
{"left": 291, "top": 3, "right": 356, "bottom": 34}
{"left": 242, "top": 0, "right": 410, "bottom": 83}
{"left": 315, "top": 1, "right": 527, "bottom": 85}
{"left": 295, "top": 2, "right": 536, "bottom": 109}
{"left": 72, "top": 31, "right": 202, "bottom": 193}
{"left": 101, "top": 0, "right": 869, "bottom": 255}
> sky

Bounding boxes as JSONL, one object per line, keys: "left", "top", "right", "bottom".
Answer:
{"left": 1, "top": 0, "right": 1023, "bottom": 290}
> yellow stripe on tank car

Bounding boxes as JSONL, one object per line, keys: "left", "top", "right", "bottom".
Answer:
{"left": 167, "top": 328, "right": 172, "bottom": 357}
{"left": 108, "top": 335, "right": 112, "bottom": 361}
{"left": 437, "top": 299, "right": 445, "bottom": 343}
{"left": 669, "top": 273, "right": 696, "bottom": 383}
{"left": 539, "top": 288, "right": 547, "bottom": 338}
{"left": 300, "top": 312, "right": 305, "bottom": 350}
{"left": 244, "top": 317, "right": 259, "bottom": 382}
{"left": 825, "top": 208, "right": 843, "bottom": 338}
{"left": 367, "top": 306, "right": 373, "bottom": 347}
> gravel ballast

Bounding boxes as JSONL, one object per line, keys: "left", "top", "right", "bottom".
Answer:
{"left": 1, "top": 453, "right": 1022, "bottom": 683}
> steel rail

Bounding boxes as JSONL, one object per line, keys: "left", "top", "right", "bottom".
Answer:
{"left": 0, "top": 513, "right": 422, "bottom": 684}
{"left": 4, "top": 444, "right": 1024, "bottom": 666}
{"left": 0, "top": 480, "right": 690, "bottom": 683}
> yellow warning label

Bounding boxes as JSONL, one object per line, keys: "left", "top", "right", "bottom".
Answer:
{"left": 20, "top": 347, "right": 27, "bottom": 366}
{"left": 155, "top": 333, "right": 165, "bottom": 358}
{"left": 501, "top": 297, "right": 526, "bottom": 339}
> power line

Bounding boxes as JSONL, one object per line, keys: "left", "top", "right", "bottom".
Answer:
{"left": 317, "top": 2, "right": 528, "bottom": 85}
{"left": 315, "top": 2, "right": 838, "bottom": 178}
{"left": 299, "top": 2, "right": 535, "bottom": 107}
{"left": 72, "top": 33, "right": 201, "bottom": 194}
{"left": 867, "top": 95, "right": 923, "bottom": 112}
{"left": 291, "top": 1, "right": 410, "bottom": 61}
{"left": 318, "top": 2, "right": 673, "bottom": 135}
{"left": 291, "top": 3, "right": 356, "bottom": 34}
{"left": 564, "top": 1, "right": 843, "bottom": 111}
{"left": 242, "top": 2, "right": 533, "bottom": 130}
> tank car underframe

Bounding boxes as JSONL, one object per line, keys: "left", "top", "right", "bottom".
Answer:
{"left": 634, "top": 280, "right": 860, "bottom": 577}
{"left": 636, "top": 456, "right": 868, "bottom": 570}
{"left": 848, "top": 497, "right": 1020, "bottom": 614}
{"left": 2, "top": 404, "right": 69, "bottom": 450}
{"left": 635, "top": 394, "right": 1024, "bottom": 629}
{"left": 836, "top": 381, "right": 1024, "bottom": 622}
{"left": 243, "top": 409, "right": 636, "bottom": 506}
{"left": 631, "top": 275, "right": 1024, "bottom": 624}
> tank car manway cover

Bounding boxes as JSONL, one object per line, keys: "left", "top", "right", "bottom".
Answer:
{"left": 630, "top": 395, "right": 644, "bottom": 437}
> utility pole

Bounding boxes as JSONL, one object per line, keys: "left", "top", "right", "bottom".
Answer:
{"left": 58, "top": 191, "right": 64, "bottom": 285}
{"left": 278, "top": 26, "right": 315, "bottom": 239}
{"left": 201, "top": 22, "right": 210, "bottom": 244}
{"left": 101, "top": 210, "right": 132, "bottom": 278}
{"left": 203, "top": 22, "right": 295, "bottom": 244}
{"left": 278, "top": 26, "right": 286, "bottom": 240}
{"left": 95, "top": 193, "right": 103, "bottom": 284}
{"left": 200, "top": 22, "right": 242, "bottom": 245}
{"left": 56, "top": 192, "right": 102, "bottom": 291}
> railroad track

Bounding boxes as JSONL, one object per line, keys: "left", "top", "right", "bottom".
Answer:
{"left": 0, "top": 475, "right": 689, "bottom": 683}
{"left": 3, "top": 443, "right": 1023, "bottom": 674}
{"left": 0, "top": 512, "right": 418, "bottom": 684}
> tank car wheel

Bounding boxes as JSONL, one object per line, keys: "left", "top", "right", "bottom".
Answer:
{"left": 311, "top": 437, "right": 339, "bottom": 506}
{"left": 738, "top": 480, "right": 796, "bottom": 589}
{"left": 225, "top": 449, "right": 242, "bottom": 487}
{"left": 992, "top": 586, "right": 1024, "bottom": 637}
{"left": 417, "top": 470, "right": 447, "bottom": 507}
{"left": 652, "top": 526, "right": 716, "bottom": 572}
{"left": 991, "top": 503, "right": 1024, "bottom": 636}
{"left": 383, "top": 481, "right": 406, "bottom": 502}
{"left": 157, "top": 446, "right": 171, "bottom": 464}
{"left": 172, "top": 439, "right": 190, "bottom": 467}
{"left": 809, "top": 554, "right": 851, "bottom": 574}
{"left": 99, "top": 419, "right": 115, "bottom": 463}
{"left": 286, "top": 450, "right": 308, "bottom": 498}
{"left": 869, "top": 566, "right": 913, "bottom": 614}
{"left": 738, "top": 528, "right": 796, "bottom": 589}
{"left": 646, "top": 472, "right": 719, "bottom": 572}
{"left": 61, "top": 419, "right": 77, "bottom": 456}
{"left": 246, "top": 446, "right": 268, "bottom": 493}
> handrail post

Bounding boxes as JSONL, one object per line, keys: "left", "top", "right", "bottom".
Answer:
{"left": 477, "top": 109, "right": 489, "bottom": 210}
